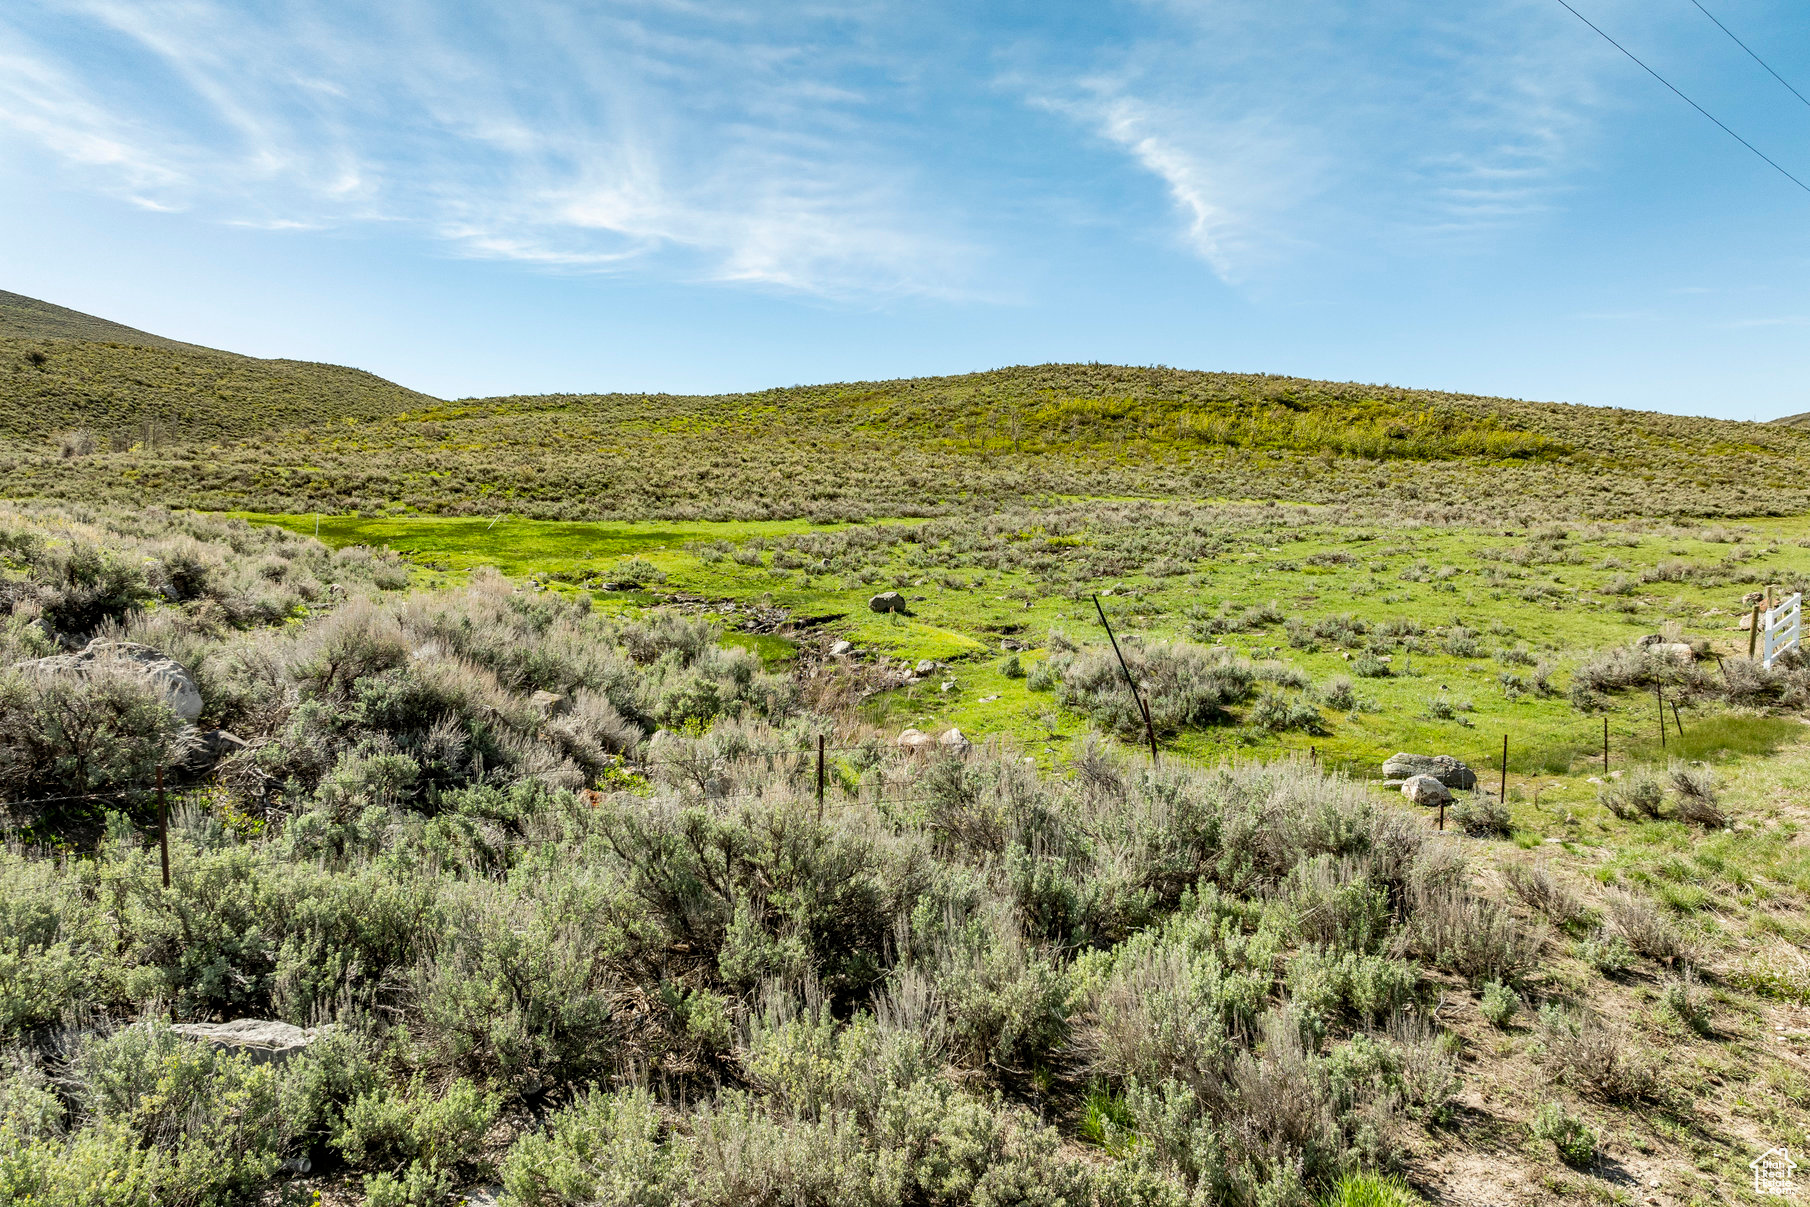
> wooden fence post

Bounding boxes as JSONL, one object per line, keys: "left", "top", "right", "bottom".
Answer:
{"left": 1500, "top": 734, "right": 1509, "bottom": 804}
{"left": 816, "top": 734, "right": 825, "bottom": 822}
{"left": 1602, "top": 716, "right": 1609, "bottom": 774}
{"left": 1655, "top": 682, "right": 1666, "bottom": 749}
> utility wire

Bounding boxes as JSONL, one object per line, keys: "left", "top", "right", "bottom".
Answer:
{"left": 1552, "top": 0, "right": 1810, "bottom": 196}
{"left": 1686, "top": 0, "right": 1810, "bottom": 113}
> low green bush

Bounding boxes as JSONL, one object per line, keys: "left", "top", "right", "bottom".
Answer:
{"left": 1479, "top": 980, "right": 1520, "bottom": 1028}
{"left": 1528, "top": 1100, "right": 1596, "bottom": 1165}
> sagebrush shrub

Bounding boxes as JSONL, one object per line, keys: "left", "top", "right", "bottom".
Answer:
{"left": 1410, "top": 885, "right": 1544, "bottom": 986}
{"left": 1536, "top": 1007, "right": 1657, "bottom": 1103}
{"left": 1604, "top": 889, "right": 1691, "bottom": 965}
{"left": 1503, "top": 863, "right": 1587, "bottom": 929}
{"left": 1668, "top": 762, "right": 1725, "bottom": 827}
{"left": 1598, "top": 771, "right": 1663, "bottom": 820}
{"left": 1450, "top": 794, "right": 1511, "bottom": 838}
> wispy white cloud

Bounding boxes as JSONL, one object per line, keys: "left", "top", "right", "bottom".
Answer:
{"left": 1022, "top": 0, "right": 1616, "bottom": 282}
{"left": 1720, "top": 315, "right": 1810, "bottom": 328}
{"left": 0, "top": 0, "right": 980, "bottom": 297}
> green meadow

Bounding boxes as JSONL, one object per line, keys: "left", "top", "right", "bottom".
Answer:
{"left": 245, "top": 507, "right": 1810, "bottom": 827}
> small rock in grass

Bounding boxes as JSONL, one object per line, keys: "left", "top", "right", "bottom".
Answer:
{"left": 829, "top": 640, "right": 853, "bottom": 656}
{"left": 914, "top": 659, "right": 938, "bottom": 674}
{"left": 869, "top": 591, "right": 909, "bottom": 614}
{"left": 939, "top": 727, "right": 971, "bottom": 753}
{"left": 896, "top": 728, "right": 935, "bottom": 751}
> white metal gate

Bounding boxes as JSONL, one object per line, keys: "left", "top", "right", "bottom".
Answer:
{"left": 1763, "top": 592, "right": 1802, "bottom": 669}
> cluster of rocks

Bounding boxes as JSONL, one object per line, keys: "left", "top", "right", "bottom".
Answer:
{"left": 896, "top": 726, "right": 971, "bottom": 754}
{"left": 12, "top": 639, "right": 247, "bottom": 774}
{"left": 1381, "top": 752, "right": 1477, "bottom": 807}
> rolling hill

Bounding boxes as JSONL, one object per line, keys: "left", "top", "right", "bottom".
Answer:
{"left": 4, "top": 287, "right": 1810, "bottom": 524}
{"left": 0, "top": 289, "right": 435, "bottom": 447}
{"left": 0, "top": 288, "right": 216, "bottom": 351}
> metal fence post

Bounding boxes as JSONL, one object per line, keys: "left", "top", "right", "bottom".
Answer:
{"left": 1093, "top": 593, "right": 1159, "bottom": 764}
{"left": 157, "top": 765, "right": 170, "bottom": 889}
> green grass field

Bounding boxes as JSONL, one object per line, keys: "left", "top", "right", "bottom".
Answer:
{"left": 245, "top": 507, "right": 1810, "bottom": 827}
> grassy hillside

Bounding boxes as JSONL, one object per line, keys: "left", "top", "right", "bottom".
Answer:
{"left": 7, "top": 361, "right": 1810, "bottom": 521}
{"left": 0, "top": 290, "right": 435, "bottom": 448}
{"left": 0, "top": 288, "right": 210, "bottom": 351}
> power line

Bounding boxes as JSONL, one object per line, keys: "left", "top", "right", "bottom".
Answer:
{"left": 1551, "top": 0, "right": 1810, "bottom": 197}
{"left": 1686, "top": 0, "right": 1810, "bottom": 113}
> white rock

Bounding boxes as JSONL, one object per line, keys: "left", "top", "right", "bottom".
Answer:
{"left": 1400, "top": 775, "right": 1453, "bottom": 806}
{"left": 914, "top": 659, "right": 937, "bottom": 674}
{"left": 938, "top": 727, "right": 972, "bottom": 753}
{"left": 169, "top": 1019, "right": 321, "bottom": 1065}
{"left": 16, "top": 640, "right": 202, "bottom": 722}
{"left": 896, "top": 728, "right": 935, "bottom": 751}
{"left": 940, "top": 680, "right": 956, "bottom": 693}
{"left": 829, "top": 640, "right": 853, "bottom": 656}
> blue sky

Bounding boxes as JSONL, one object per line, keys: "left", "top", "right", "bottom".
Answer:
{"left": 1, "top": 1, "right": 1807, "bottom": 419}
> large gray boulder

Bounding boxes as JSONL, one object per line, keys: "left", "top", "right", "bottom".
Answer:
{"left": 1382, "top": 753, "right": 1477, "bottom": 790}
{"left": 15, "top": 640, "right": 202, "bottom": 722}
{"left": 1400, "top": 775, "right": 1453, "bottom": 807}
{"left": 169, "top": 1019, "right": 321, "bottom": 1065}
{"left": 869, "top": 591, "right": 910, "bottom": 615}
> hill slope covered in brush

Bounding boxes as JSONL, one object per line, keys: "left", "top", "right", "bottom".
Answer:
{"left": 3, "top": 288, "right": 1809, "bottom": 523}
{"left": 0, "top": 290, "right": 433, "bottom": 447}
